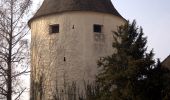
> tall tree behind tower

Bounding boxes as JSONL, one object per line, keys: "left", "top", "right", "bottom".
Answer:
{"left": 96, "top": 21, "right": 155, "bottom": 100}
{"left": 0, "top": 0, "right": 32, "bottom": 100}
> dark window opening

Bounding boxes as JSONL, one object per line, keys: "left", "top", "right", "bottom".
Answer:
{"left": 72, "top": 25, "right": 75, "bottom": 29}
{"left": 50, "top": 24, "right": 59, "bottom": 34}
{"left": 93, "top": 24, "right": 102, "bottom": 33}
{"left": 64, "top": 57, "right": 66, "bottom": 62}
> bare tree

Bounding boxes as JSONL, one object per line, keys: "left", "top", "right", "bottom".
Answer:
{"left": 0, "top": 0, "right": 32, "bottom": 100}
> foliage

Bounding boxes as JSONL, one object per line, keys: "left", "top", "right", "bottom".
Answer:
{"left": 142, "top": 60, "right": 170, "bottom": 100}
{"left": 52, "top": 82, "right": 100, "bottom": 100}
{"left": 96, "top": 20, "right": 170, "bottom": 100}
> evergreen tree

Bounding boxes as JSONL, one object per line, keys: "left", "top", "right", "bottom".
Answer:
{"left": 96, "top": 20, "right": 156, "bottom": 100}
{"left": 142, "top": 60, "right": 170, "bottom": 100}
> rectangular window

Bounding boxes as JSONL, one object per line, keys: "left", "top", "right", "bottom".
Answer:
{"left": 50, "top": 24, "right": 59, "bottom": 34}
{"left": 93, "top": 24, "right": 102, "bottom": 33}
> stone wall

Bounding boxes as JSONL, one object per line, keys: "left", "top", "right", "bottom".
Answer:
{"left": 30, "top": 11, "right": 125, "bottom": 100}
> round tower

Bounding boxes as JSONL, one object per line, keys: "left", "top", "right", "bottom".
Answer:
{"left": 29, "top": 0, "right": 125, "bottom": 99}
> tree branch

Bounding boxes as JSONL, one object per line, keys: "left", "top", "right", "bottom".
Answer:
{"left": 14, "top": 88, "right": 26, "bottom": 100}
{"left": 12, "top": 66, "right": 30, "bottom": 78}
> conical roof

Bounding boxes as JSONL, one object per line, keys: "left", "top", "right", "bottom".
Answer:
{"left": 32, "top": 0, "right": 123, "bottom": 20}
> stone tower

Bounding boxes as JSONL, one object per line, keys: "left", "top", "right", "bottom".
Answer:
{"left": 29, "top": 0, "right": 125, "bottom": 99}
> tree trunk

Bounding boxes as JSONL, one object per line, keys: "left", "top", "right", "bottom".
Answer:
{"left": 7, "top": 62, "right": 12, "bottom": 100}
{"left": 7, "top": 0, "right": 13, "bottom": 99}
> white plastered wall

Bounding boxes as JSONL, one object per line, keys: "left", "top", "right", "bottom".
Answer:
{"left": 30, "top": 11, "right": 125, "bottom": 99}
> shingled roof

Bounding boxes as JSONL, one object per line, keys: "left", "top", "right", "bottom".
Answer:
{"left": 162, "top": 55, "right": 170, "bottom": 69}
{"left": 31, "top": 0, "right": 123, "bottom": 20}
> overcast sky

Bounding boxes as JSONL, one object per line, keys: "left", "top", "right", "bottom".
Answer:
{"left": 112, "top": 0, "right": 170, "bottom": 61}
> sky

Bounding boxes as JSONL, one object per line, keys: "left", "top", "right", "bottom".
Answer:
{"left": 112, "top": 0, "right": 170, "bottom": 61}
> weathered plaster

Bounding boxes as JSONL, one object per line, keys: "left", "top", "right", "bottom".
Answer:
{"left": 30, "top": 11, "right": 125, "bottom": 99}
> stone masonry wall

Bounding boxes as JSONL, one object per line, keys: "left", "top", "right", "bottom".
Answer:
{"left": 30, "top": 11, "right": 125, "bottom": 100}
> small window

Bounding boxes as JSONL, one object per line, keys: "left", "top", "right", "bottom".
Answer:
{"left": 64, "top": 57, "right": 66, "bottom": 62}
{"left": 50, "top": 24, "right": 59, "bottom": 34}
{"left": 93, "top": 24, "right": 102, "bottom": 33}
